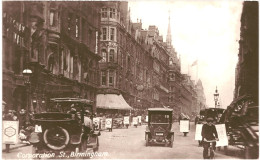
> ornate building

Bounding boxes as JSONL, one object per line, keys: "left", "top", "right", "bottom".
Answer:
{"left": 166, "top": 12, "right": 182, "bottom": 117}
{"left": 97, "top": 2, "right": 171, "bottom": 114}
{"left": 3, "top": 1, "right": 101, "bottom": 113}
{"left": 196, "top": 79, "right": 206, "bottom": 112}
{"left": 234, "top": 1, "right": 258, "bottom": 105}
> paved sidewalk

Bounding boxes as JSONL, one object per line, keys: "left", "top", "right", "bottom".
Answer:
{"left": 2, "top": 142, "right": 30, "bottom": 152}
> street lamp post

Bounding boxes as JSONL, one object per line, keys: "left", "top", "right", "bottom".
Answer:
{"left": 23, "top": 68, "right": 32, "bottom": 122}
{"left": 214, "top": 86, "right": 219, "bottom": 108}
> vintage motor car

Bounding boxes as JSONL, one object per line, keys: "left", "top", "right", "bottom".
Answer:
{"left": 222, "top": 95, "right": 259, "bottom": 159}
{"left": 145, "top": 108, "right": 174, "bottom": 147}
{"left": 197, "top": 108, "right": 225, "bottom": 124}
{"left": 28, "top": 98, "right": 100, "bottom": 157}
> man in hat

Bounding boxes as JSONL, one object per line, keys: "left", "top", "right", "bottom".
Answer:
{"left": 201, "top": 117, "right": 219, "bottom": 159}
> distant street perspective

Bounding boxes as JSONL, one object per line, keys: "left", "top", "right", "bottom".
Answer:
{"left": 3, "top": 123, "right": 245, "bottom": 159}
{"left": 2, "top": 1, "right": 258, "bottom": 160}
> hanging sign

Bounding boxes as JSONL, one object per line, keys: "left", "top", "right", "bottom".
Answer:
{"left": 145, "top": 116, "right": 148, "bottom": 122}
{"left": 180, "top": 120, "right": 189, "bottom": 132}
{"left": 195, "top": 124, "right": 203, "bottom": 140}
{"left": 215, "top": 124, "right": 229, "bottom": 147}
{"left": 133, "top": 117, "right": 138, "bottom": 125}
{"left": 3, "top": 121, "right": 19, "bottom": 144}
{"left": 138, "top": 116, "right": 142, "bottom": 123}
{"left": 124, "top": 116, "right": 130, "bottom": 125}
{"left": 105, "top": 118, "right": 112, "bottom": 129}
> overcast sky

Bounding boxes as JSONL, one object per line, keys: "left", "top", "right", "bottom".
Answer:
{"left": 129, "top": 0, "right": 243, "bottom": 108}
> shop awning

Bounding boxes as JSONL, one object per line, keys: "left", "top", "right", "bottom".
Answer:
{"left": 96, "top": 94, "right": 133, "bottom": 110}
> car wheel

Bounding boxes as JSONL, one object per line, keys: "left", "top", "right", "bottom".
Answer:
{"left": 170, "top": 135, "right": 174, "bottom": 148}
{"left": 43, "top": 126, "right": 70, "bottom": 150}
{"left": 145, "top": 134, "right": 149, "bottom": 147}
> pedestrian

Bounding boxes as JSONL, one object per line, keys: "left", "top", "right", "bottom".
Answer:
{"left": 83, "top": 110, "right": 93, "bottom": 134}
{"left": 19, "top": 109, "right": 27, "bottom": 130}
{"left": 201, "top": 117, "right": 219, "bottom": 159}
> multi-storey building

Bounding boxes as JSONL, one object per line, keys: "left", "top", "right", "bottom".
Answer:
{"left": 195, "top": 79, "right": 206, "bottom": 112}
{"left": 3, "top": 1, "right": 101, "bottom": 114}
{"left": 97, "top": 1, "right": 171, "bottom": 115}
{"left": 165, "top": 13, "right": 182, "bottom": 116}
{"left": 179, "top": 74, "right": 198, "bottom": 116}
{"left": 234, "top": 1, "right": 258, "bottom": 105}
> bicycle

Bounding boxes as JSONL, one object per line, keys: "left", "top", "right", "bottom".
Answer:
{"left": 204, "top": 139, "right": 218, "bottom": 159}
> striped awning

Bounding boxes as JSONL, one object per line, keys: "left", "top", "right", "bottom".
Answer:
{"left": 96, "top": 94, "right": 132, "bottom": 110}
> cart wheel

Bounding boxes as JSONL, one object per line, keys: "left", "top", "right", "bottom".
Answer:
{"left": 170, "top": 134, "right": 174, "bottom": 148}
{"left": 224, "top": 146, "right": 228, "bottom": 155}
{"left": 145, "top": 134, "right": 149, "bottom": 147}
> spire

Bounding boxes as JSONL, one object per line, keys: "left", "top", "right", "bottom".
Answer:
{"left": 166, "top": 10, "right": 172, "bottom": 48}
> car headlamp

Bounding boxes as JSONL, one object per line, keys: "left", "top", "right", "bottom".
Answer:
{"left": 234, "top": 105, "right": 243, "bottom": 112}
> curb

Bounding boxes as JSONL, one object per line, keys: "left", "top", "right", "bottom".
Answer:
{"left": 2, "top": 143, "right": 30, "bottom": 152}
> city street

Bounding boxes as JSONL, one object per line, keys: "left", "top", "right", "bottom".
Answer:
{"left": 97, "top": 122, "right": 244, "bottom": 159}
{"left": 2, "top": 122, "right": 246, "bottom": 159}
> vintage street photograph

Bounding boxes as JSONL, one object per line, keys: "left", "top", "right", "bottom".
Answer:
{"left": 2, "top": 0, "right": 259, "bottom": 159}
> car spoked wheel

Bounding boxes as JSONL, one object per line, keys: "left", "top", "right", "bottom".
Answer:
{"left": 43, "top": 126, "right": 69, "bottom": 150}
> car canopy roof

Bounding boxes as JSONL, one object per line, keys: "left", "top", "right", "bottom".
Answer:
{"left": 148, "top": 108, "right": 173, "bottom": 112}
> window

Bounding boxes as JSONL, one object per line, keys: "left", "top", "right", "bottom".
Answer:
{"left": 76, "top": 17, "right": 79, "bottom": 38}
{"left": 109, "top": 49, "right": 114, "bottom": 62}
{"left": 169, "top": 58, "right": 173, "bottom": 65}
{"left": 102, "top": 28, "right": 107, "bottom": 40}
{"left": 170, "top": 73, "right": 175, "bottom": 81}
{"left": 48, "top": 53, "right": 54, "bottom": 72}
{"left": 109, "top": 70, "right": 114, "bottom": 86}
{"left": 101, "top": 71, "right": 106, "bottom": 86}
{"left": 50, "top": 10, "right": 55, "bottom": 26}
{"left": 101, "top": 8, "right": 107, "bottom": 18}
{"left": 101, "top": 49, "right": 107, "bottom": 62}
{"left": 110, "top": 8, "right": 116, "bottom": 19}
{"left": 67, "top": 13, "right": 73, "bottom": 32}
{"left": 110, "top": 28, "right": 115, "bottom": 41}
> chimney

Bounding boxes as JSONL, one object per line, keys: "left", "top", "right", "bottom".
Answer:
{"left": 137, "top": 18, "right": 139, "bottom": 22}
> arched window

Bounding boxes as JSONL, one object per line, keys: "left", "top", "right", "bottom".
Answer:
{"left": 109, "top": 49, "right": 114, "bottom": 62}
{"left": 101, "top": 49, "right": 107, "bottom": 62}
